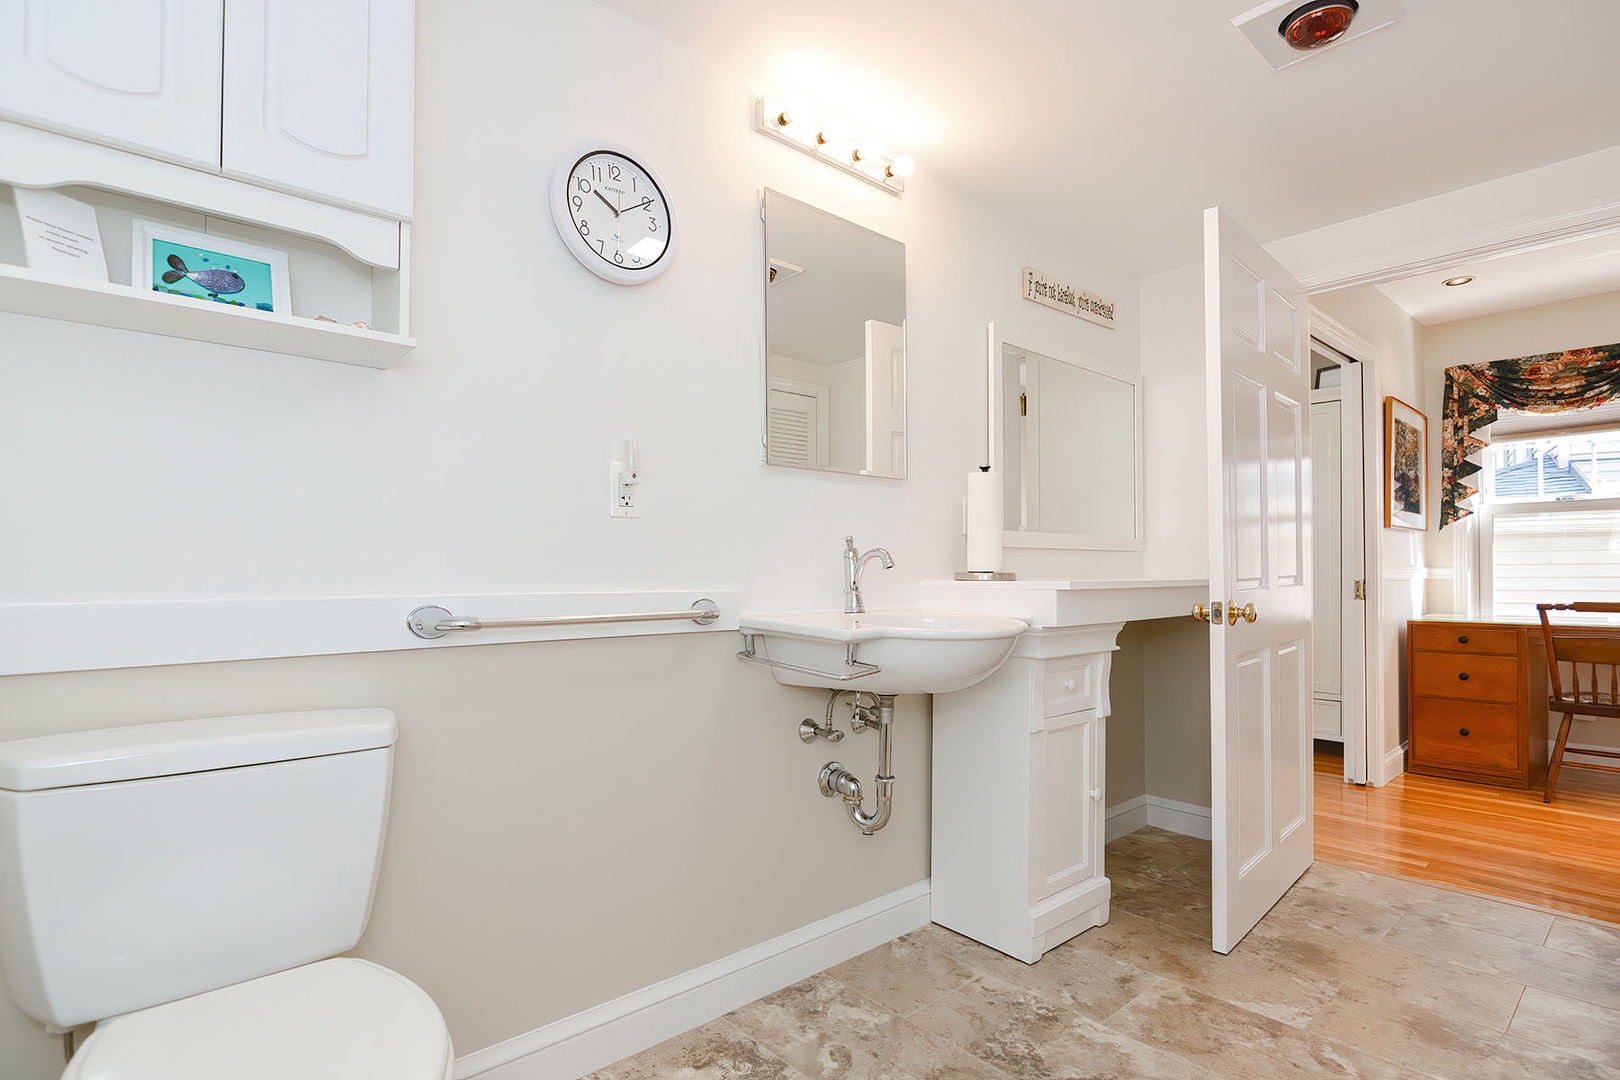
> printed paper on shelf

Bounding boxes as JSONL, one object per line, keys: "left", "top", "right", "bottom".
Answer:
{"left": 13, "top": 188, "right": 109, "bottom": 282}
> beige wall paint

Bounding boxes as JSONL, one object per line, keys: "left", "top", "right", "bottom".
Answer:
{"left": 1138, "top": 617, "right": 1212, "bottom": 809}
{"left": 1106, "top": 623, "right": 1148, "bottom": 808}
{"left": 0, "top": 635, "right": 931, "bottom": 1078}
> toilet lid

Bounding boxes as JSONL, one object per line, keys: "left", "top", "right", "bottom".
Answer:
{"left": 63, "top": 959, "right": 452, "bottom": 1080}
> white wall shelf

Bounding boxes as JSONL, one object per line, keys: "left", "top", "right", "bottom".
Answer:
{"left": 0, "top": 263, "right": 414, "bottom": 369}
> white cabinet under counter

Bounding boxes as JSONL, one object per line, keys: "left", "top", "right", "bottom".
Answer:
{"left": 922, "top": 578, "right": 1206, "bottom": 963}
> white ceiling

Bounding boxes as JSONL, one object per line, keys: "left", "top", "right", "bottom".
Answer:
{"left": 1374, "top": 229, "right": 1620, "bottom": 324}
{"left": 598, "top": 0, "right": 1620, "bottom": 291}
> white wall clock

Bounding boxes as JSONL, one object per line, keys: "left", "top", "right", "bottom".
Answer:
{"left": 550, "top": 142, "right": 677, "bottom": 285}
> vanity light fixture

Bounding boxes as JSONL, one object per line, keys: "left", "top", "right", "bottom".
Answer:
{"left": 755, "top": 96, "right": 912, "bottom": 196}
{"left": 1442, "top": 275, "right": 1475, "bottom": 287}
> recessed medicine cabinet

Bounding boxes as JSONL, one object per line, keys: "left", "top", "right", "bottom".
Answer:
{"left": 762, "top": 189, "right": 907, "bottom": 478}
{"left": 989, "top": 333, "right": 1144, "bottom": 550}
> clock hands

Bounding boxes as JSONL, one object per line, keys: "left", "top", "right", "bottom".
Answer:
{"left": 593, "top": 189, "right": 620, "bottom": 217}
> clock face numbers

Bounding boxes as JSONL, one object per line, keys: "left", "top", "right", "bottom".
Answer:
{"left": 565, "top": 152, "right": 669, "bottom": 273}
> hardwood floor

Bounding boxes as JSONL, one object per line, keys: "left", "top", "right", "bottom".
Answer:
{"left": 1314, "top": 743, "right": 1620, "bottom": 924}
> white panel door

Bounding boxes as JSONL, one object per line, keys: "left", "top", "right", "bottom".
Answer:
{"left": 0, "top": 0, "right": 223, "bottom": 168}
{"left": 222, "top": 0, "right": 413, "bottom": 218}
{"left": 1203, "top": 207, "right": 1313, "bottom": 954}
{"left": 865, "top": 319, "right": 905, "bottom": 477}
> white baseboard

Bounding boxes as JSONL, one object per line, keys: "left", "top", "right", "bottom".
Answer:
{"left": 456, "top": 880, "right": 931, "bottom": 1080}
{"left": 1381, "top": 741, "right": 1409, "bottom": 785}
{"left": 1145, "top": 796, "right": 1212, "bottom": 840}
{"left": 1105, "top": 795, "right": 1148, "bottom": 842}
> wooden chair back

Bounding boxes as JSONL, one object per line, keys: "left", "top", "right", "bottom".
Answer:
{"left": 1537, "top": 602, "right": 1620, "bottom": 716}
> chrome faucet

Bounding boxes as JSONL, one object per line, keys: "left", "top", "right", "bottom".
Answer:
{"left": 843, "top": 535, "right": 894, "bottom": 614}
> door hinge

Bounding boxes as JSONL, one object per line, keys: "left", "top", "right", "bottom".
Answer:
{"left": 1019, "top": 393, "right": 1028, "bottom": 417}
{"left": 1353, "top": 579, "right": 1366, "bottom": 601}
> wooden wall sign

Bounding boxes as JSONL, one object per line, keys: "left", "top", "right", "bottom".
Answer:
{"left": 1022, "top": 266, "right": 1115, "bottom": 330}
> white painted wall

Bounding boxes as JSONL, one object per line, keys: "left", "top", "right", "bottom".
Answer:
{"left": 0, "top": 0, "right": 1142, "bottom": 613}
{"left": 0, "top": 2, "right": 1148, "bottom": 1077}
{"left": 1267, "top": 144, "right": 1620, "bottom": 284}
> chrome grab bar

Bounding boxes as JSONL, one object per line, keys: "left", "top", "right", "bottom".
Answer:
{"left": 407, "top": 599, "right": 721, "bottom": 640}
{"left": 735, "top": 634, "right": 881, "bottom": 682}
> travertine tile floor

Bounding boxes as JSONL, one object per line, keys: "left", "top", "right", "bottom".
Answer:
{"left": 591, "top": 828, "right": 1620, "bottom": 1079}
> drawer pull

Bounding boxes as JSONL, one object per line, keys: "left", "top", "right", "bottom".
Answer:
{"left": 1459, "top": 728, "right": 1470, "bottom": 737}
{"left": 1458, "top": 635, "right": 1469, "bottom": 644}
{"left": 1064, "top": 678, "right": 1078, "bottom": 692}
{"left": 1458, "top": 672, "right": 1470, "bottom": 681}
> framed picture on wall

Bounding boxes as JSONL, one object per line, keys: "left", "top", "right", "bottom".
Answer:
{"left": 131, "top": 220, "right": 290, "bottom": 314}
{"left": 1384, "top": 396, "right": 1427, "bottom": 530}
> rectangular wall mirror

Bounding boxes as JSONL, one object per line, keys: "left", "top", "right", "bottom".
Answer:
{"left": 990, "top": 335, "right": 1143, "bottom": 550}
{"left": 762, "top": 189, "right": 906, "bottom": 478}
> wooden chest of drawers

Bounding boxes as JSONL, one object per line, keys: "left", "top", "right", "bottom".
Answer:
{"left": 1407, "top": 620, "right": 1548, "bottom": 788}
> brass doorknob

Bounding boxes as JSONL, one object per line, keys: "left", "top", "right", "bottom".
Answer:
{"left": 1227, "top": 601, "right": 1257, "bottom": 626}
{"left": 1191, "top": 604, "right": 1210, "bottom": 622}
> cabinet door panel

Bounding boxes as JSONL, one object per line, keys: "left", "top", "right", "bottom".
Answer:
{"left": 1030, "top": 710, "right": 1098, "bottom": 903}
{"left": 222, "top": 0, "right": 413, "bottom": 218}
{"left": 0, "top": 0, "right": 223, "bottom": 168}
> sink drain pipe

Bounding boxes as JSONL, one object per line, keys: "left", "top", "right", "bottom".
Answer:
{"left": 818, "top": 693, "right": 897, "bottom": 834}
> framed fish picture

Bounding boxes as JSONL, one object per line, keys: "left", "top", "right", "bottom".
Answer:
{"left": 131, "top": 221, "right": 290, "bottom": 314}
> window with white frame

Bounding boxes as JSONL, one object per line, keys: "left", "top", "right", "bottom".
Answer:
{"left": 1479, "top": 406, "right": 1620, "bottom": 619}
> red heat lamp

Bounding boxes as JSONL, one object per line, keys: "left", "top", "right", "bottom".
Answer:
{"left": 1279, "top": 0, "right": 1359, "bottom": 50}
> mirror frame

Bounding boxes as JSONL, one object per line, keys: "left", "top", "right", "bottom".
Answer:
{"left": 985, "top": 323, "right": 1145, "bottom": 551}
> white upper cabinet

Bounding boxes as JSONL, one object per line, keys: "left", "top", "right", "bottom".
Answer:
{"left": 222, "top": 0, "right": 414, "bottom": 219}
{"left": 0, "top": 0, "right": 224, "bottom": 169}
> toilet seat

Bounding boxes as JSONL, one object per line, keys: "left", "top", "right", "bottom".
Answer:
{"left": 62, "top": 958, "right": 453, "bottom": 1080}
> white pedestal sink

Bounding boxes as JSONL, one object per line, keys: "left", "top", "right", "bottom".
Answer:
{"left": 737, "top": 609, "right": 1030, "bottom": 696}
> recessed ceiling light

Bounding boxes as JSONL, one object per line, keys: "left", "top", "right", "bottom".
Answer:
{"left": 1442, "top": 276, "right": 1474, "bottom": 287}
{"left": 1279, "top": 1, "right": 1359, "bottom": 50}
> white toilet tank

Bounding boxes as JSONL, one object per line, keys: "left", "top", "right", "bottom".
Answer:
{"left": 0, "top": 709, "right": 398, "bottom": 1029}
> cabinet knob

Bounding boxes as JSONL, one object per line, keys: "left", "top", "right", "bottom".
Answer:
{"left": 1459, "top": 728, "right": 1470, "bottom": 737}
{"left": 1064, "top": 678, "right": 1078, "bottom": 692}
{"left": 1458, "top": 635, "right": 1469, "bottom": 644}
{"left": 1090, "top": 788, "right": 1102, "bottom": 802}
{"left": 1458, "top": 672, "right": 1470, "bottom": 681}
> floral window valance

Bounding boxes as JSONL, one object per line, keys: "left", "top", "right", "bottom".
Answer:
{"left": 1442, "top": 342, "right": 1620, "bottom": 528}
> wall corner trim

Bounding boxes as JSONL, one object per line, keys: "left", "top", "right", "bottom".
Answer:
{"left": 1104, "top": 795, "right": 1148, "bottom": 842}
{"left": 1145, "top": 796, "right": 1213, "bottom": 840}
{"left": 1380, "top": 742, "right": 1410, "bottom": 786}
{"left": 455, "top": 879, "right": 932, "bottom": 1080}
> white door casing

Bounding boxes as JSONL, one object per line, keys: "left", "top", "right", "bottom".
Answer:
{"left": 1204, "top": 207, "right": 1314, "bottom": 954}
{"left": 1335, "top": 358, "right": 1369, "bottom": 784}
{"left": 0, "top": 0, "right": 224, "bottom": 169}
{"left": 222, "top": 0, "right": 414, "bottom": 218}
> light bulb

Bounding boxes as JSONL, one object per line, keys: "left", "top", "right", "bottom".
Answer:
{"left": 886, "top": 153, "right": 916, "bottom": 179}
{"left": 817, "top": 122, "right": 847, "bottom": 150}
{"left": 853, "top": 139, "right": 884, "bottom": 164}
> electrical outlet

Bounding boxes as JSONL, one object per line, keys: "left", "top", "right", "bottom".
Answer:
{"left": 610, "top": 461, "right": 639, "bottom": 518}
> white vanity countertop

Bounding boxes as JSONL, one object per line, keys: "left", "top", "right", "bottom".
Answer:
{"left": 917, "top": 578, "right": 1208, "bottom": 629}
{"left": 920, "top": 578, "right": 1206, "bottom": 592}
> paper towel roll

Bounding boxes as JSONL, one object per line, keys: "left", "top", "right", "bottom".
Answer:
{"left": 965, "top": 468, "right": 1005, "bottom": 572}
